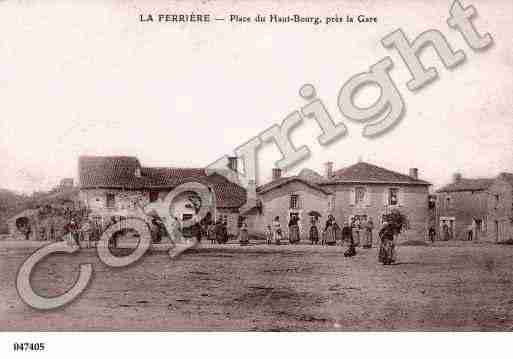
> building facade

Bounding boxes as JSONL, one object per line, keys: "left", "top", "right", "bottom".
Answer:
{"left": 485, "top": 173, "right": 513, "bottom": 242}
{"left": 78, "top": 156, "right": 434, "bottom": 241}
{"left": 248, "top": 161, "right": 431, "bottom": 240}
{"left": 436, "top": 173, "right": 493, "bottom": 241}
{"left": 78, "top": 156, "right": 246, "bottom": 236}
{"left": 435, "top": 172, "right": 513, "bottom": 242}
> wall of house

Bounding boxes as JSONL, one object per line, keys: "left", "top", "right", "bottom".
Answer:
{"left": 485, "top": 180, "right": 513, "bottom": 242}
{"left": 80, "top": 188, "right": 240, "bottom": 236}
{"left": 322, "top": 183, "right": 430, "bottom": 240}
{"left": 216, "top": 208, "right": 240, "bottom": 236}
{"left": 253, "top": 182, "right": 330, "bottom": 238}
{"left": 437, "top": 190, "right": 489, "bottom": 240}
{"left": 79, "top": 189, "right": 149, "bottom": 219}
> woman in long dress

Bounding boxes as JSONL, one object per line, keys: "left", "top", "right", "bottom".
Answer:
{"left": 309, "top": 216, "right": 319, "bottom": 245}
{"left": 215, "top": 217, "right": 227, "bottom": 244}
{"left": 238, "top": 219, "right": 249, "bottom": 245}
{"left": 323, "top": 215, "right": 337, "bottom": 246}
{"left": 273, "top": 216, "right": 283, "bottom": 245}
{"left": 343, "top": 220, "right": 357, "bottom": 257}
{"left": 352, "top": 219, "right": 361, "bottom": 247}
{"left": 288, "top": 214, "right": 301, "bottom": 244}
{"left": 441, "top": 222, "right": 450, "bottom": 241}
{"left": 378, "top": 221, "right": 395, "bottom": 265}
{"left": 341, "top": 221, "right": 353, "bottom": 246}
{"left": 362, "top": 218, "right": 374, "bottom": 249}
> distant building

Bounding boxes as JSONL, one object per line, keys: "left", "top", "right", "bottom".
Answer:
{"left": 436, "top": 173, "right": 493, "bottom": 241}
{"left": 78, "top": 157, "right": 434, "bottom": 241}
{"left": 485, "top": 173, "right": 513, "bottom": 242}
{"left": 78, "top": 156, "right": 246, "bottom": 235}
{"left": 246, "top": 161, "right": 431, "bottom": 239}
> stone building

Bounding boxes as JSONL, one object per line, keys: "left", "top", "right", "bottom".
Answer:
{"left": 247, "top": 161, "right": 431, "bottom": 240}
{"left": 78, "top": 156, "right": 246, "bottom": 236}
{"left": 78, "top": 156, "right": 432, "bottom": 241}
{"left": 485, "top": 173, "right": 513, "bottom": 242}
{"left": 436, "top": 173, "right": 494, "bottom": 241}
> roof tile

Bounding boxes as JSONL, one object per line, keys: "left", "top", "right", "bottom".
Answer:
{"left": 78, "top": 156, "right": 246, "bottom": 208}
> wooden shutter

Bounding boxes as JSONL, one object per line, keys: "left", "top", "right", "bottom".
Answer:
{"left": 349, "top": 188, "right": 356, "bottom": 205}
{"left": 365, "top": 186, "right": 371, "bottom": 206}
{"left": 398, "top": 188, "right": 405, "bottom": 206}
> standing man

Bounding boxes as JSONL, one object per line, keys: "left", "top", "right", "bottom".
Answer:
{"left": 428, "top": 226, "right": 436, "bottom": 243}
{"left": 466, "top": 223, "right": 473, "bottom": 241}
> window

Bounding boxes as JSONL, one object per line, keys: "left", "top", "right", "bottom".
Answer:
{"left": 446, "top": 196, "right": 451, "bottom": 208}
{"left": 182, "top": 214, "right": 193, "bottom": 221}
{"left": 355, "top": 187, "right": 366, "bottom": 204}
{"left": 290, "top": 194, "right": 300, "bottom": 209}
{"left": 494, "top": 194, "right": 500, "bottom": 208}
{"left": 428, "top": 196, "right": 436, "bottom": 209}
{"left": 149, "top": 190, "right": 159, "bottom": 203}
{"left": 106, "top": 193, "right": 115, "bottom": 208}
{"left": 388, "top": 188, "right": 399, "bottom": 206}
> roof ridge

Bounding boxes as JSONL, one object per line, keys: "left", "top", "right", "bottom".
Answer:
{"left": 328, "top": 161, "right": 429, "bottom": 185}
{"left": 142, "top": 166, "right": 205, "bottom": 170}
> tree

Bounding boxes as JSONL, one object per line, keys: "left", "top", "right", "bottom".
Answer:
{"left": 383, "top": 209, "right": 408, "bottom": 235}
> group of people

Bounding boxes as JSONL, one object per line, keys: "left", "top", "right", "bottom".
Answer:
{"left": 259, "top": 214, "right": 397, "bottom": 264}
{"left": 428, "top": 221, "right": 477, "bottom": 243}
{"left": 264, "top": 215, "right": 375, "bottom": 247}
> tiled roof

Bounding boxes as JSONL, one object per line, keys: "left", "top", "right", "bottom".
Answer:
{"left": 257, "top": 176, "right": 333, "bottom": 195}
{"left": 78, "top": 156, "right": 246, "bottom": 208}
{"left": 436, "top": 178, "right": 494, "bottom": 193}
{"left": 320, "top": 161, "right": 430, "bottom": 185}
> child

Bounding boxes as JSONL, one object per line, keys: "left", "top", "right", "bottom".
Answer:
{"left": 265, "top": 225, "right": 273, "bottom": 245}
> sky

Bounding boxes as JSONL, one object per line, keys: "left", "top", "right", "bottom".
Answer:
{"left": 0, "top": 0, "right": 512, "bottom": 193}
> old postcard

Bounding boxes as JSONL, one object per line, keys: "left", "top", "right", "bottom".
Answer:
{"left": 0, "top": 0, "right": 512, "bottom": 356}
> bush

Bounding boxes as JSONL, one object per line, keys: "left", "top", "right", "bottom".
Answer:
{"left": 383, "top": 209, "right": 409, "bottom": 235}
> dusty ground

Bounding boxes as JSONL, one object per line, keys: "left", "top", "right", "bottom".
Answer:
{"left": 1, "top": 240, "right": 513, "bottom": 331}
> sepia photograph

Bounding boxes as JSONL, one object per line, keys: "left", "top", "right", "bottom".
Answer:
{"left": 0, "top": 0, "right": 512, "bottom": 357}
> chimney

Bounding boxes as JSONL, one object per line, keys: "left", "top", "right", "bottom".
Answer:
{"left": 453, "top": 172, "right": 462, "bottom": 183}
{"left": 228, "top": 156, "right": 238, "bottom": 172}
{"left": 409, "top": 168, "right": 418, "bottom": 180}
{"left": 324, "top": 162, "right": 333, "bottom": 179}
{"left": 272, "top": 168, "right": 282, "bottom": 181}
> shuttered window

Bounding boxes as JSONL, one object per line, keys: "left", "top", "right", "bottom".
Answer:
{"left": 290, "top": 194, "right": 300, "bottom": 209}
{"left": 389, "top": 188, "right": 399, "bottom": 205}
{"left": 355, "top": 187, "right": 366, "bottom": 204}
